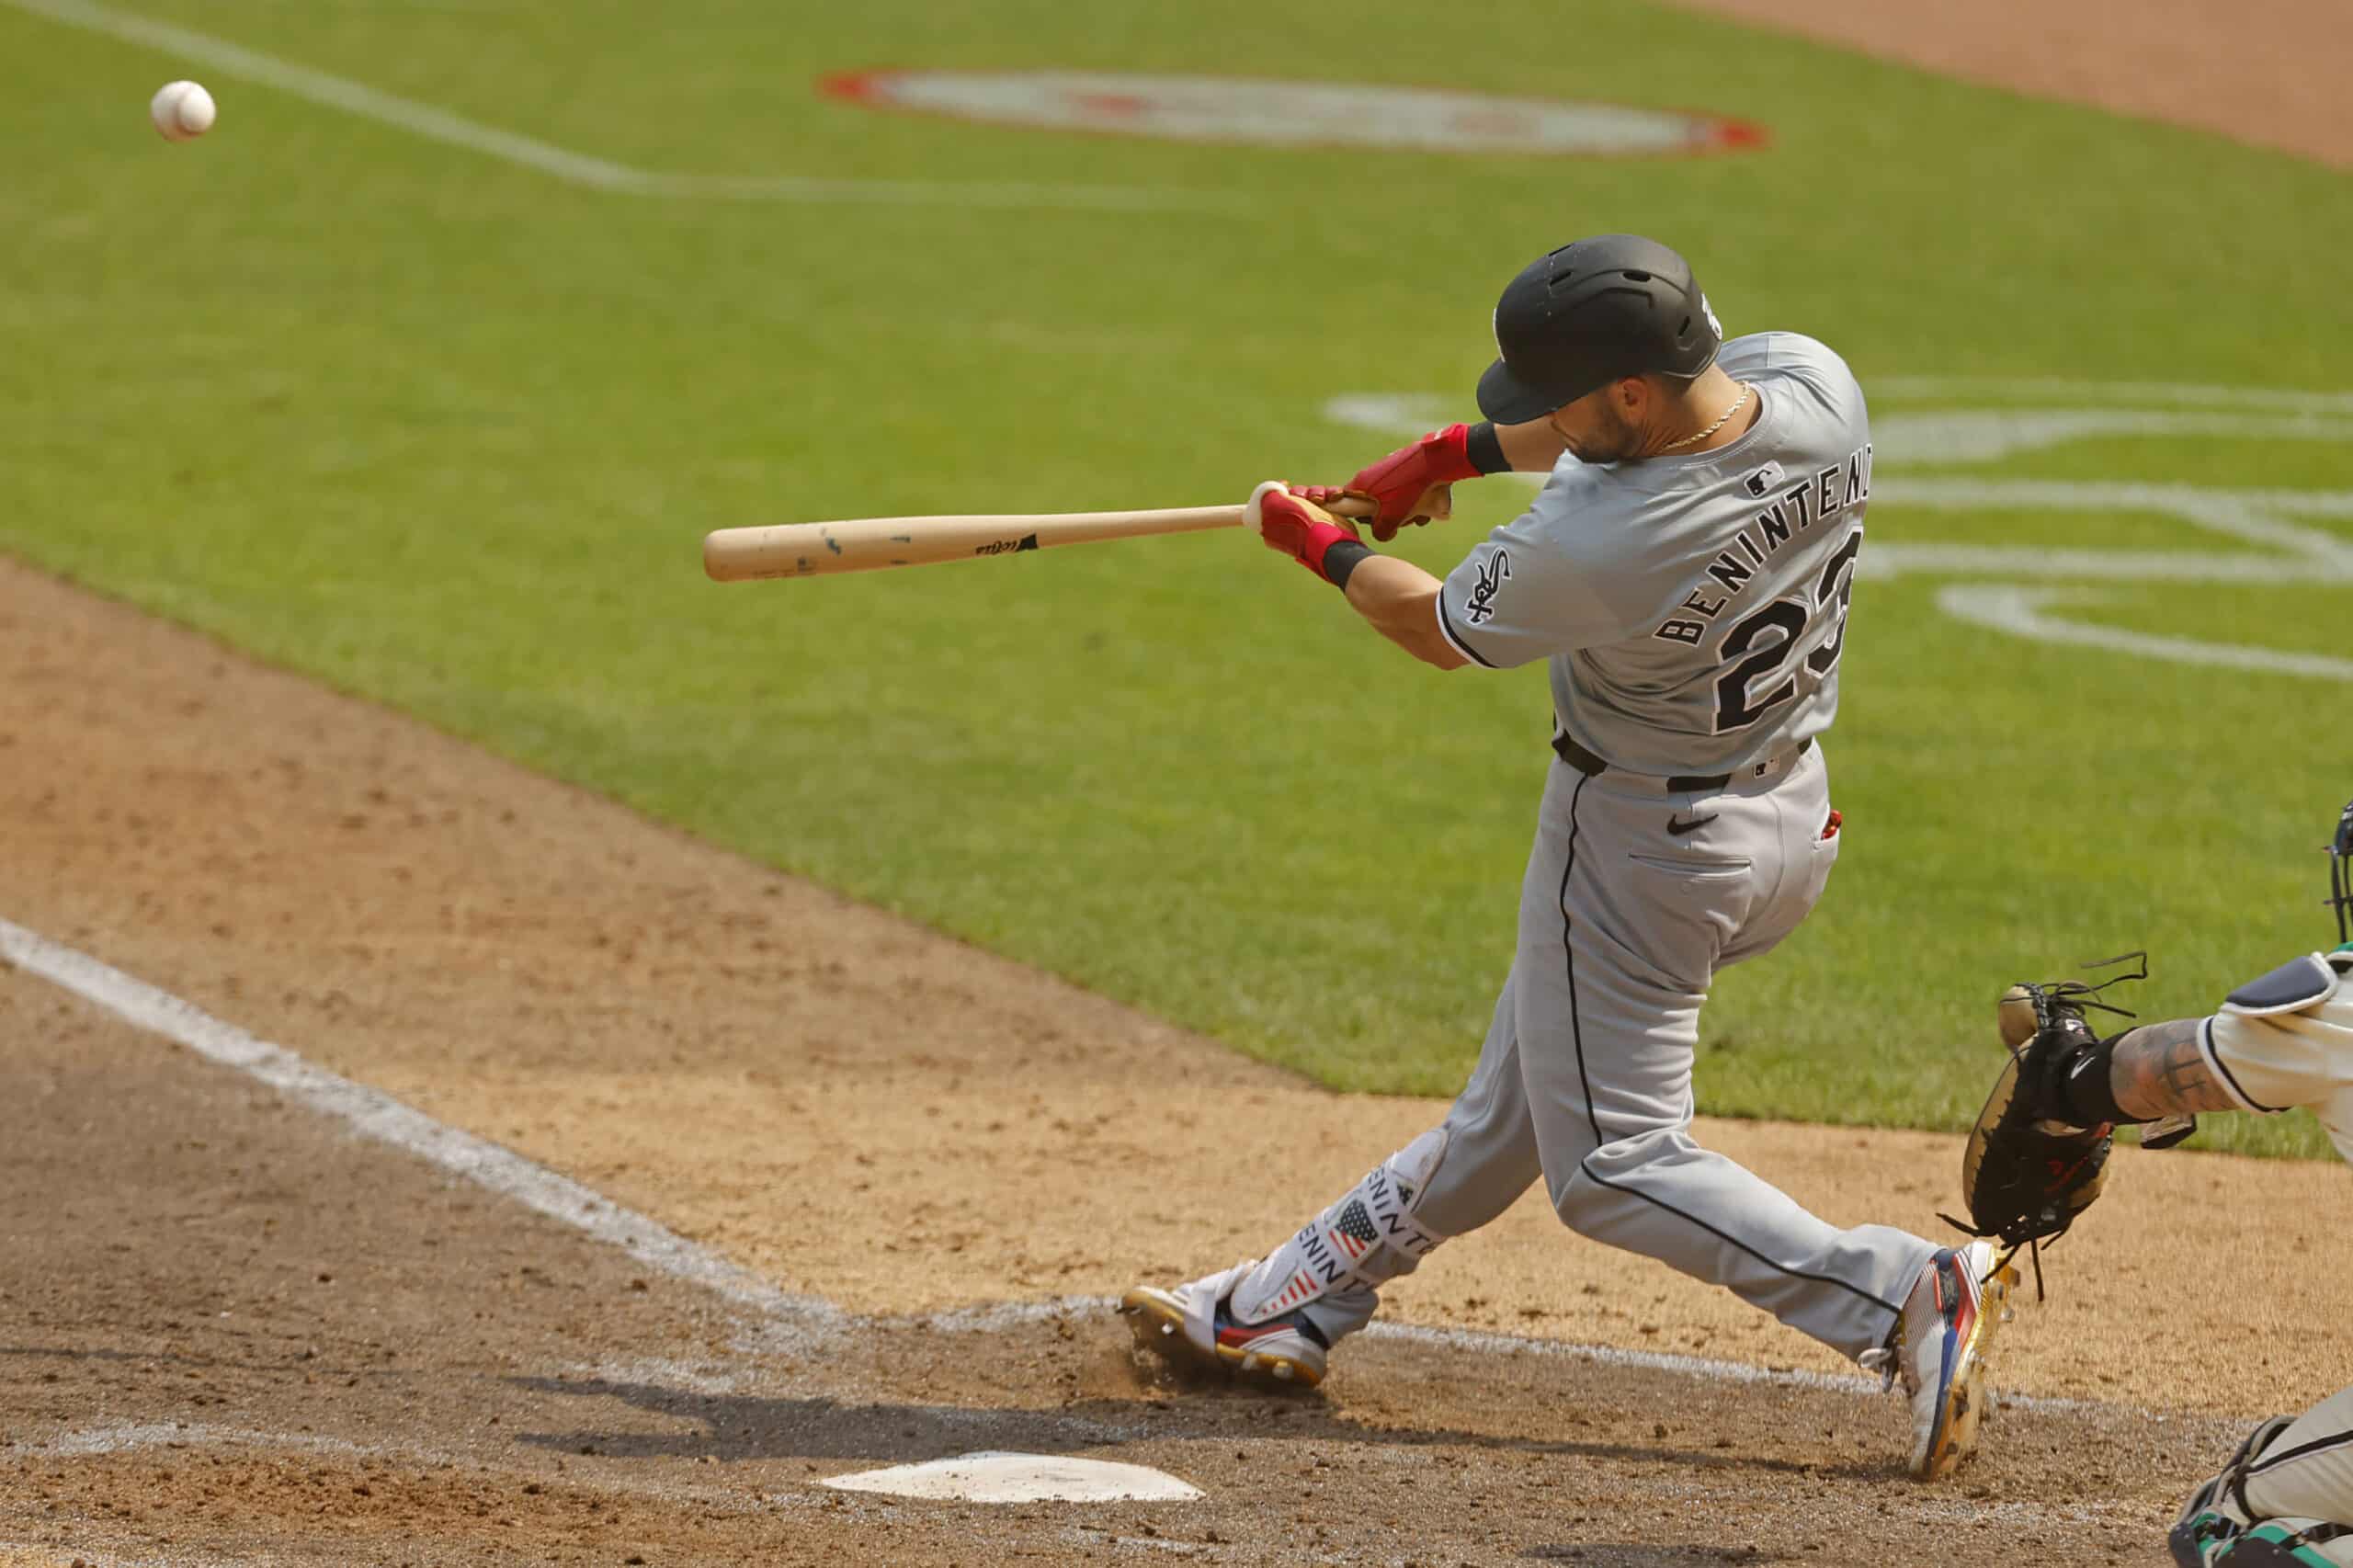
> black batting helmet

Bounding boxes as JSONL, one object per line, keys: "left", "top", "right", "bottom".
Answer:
{"left": 1476, "top": 234, "right": 1722, "bottom": 424}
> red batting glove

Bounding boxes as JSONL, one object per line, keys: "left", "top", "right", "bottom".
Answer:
{"left": 1249, "top": 483, "right": 1361, "bottom": 581}
{"left": 1295, "top": 482, "right": 1452, "bottom": 543}
{"left": 1343, "top": 424, "right": 1481, "bottom": 535}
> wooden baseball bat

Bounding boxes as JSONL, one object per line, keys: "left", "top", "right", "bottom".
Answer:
{"left": 701, "top": 484, "right": 1372, "bottom": 582}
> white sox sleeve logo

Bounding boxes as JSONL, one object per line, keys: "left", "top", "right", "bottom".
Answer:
{"left": 1464, "top": 549, "right": 1513, "bottom": 625}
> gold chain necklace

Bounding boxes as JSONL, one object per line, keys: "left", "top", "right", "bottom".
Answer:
{"left": 1659, "top": 381, "right": 1754, "bottom": 451}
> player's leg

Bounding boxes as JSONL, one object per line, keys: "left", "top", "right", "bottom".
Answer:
{"left": 1514, "top": 753, "right": 1934, "bottom": 1358}
{"left": 2173, "top": 1388, "right": 2353, "bottom": 1566}
{"left": 2245, "top": 1387, "right": 2353, "bottom": 1532}
{"left": 1515, "top": 751, "right": 2007, "bottom": 1474}
{"left": 1120, "top": 969, "right": 1542, "bottom": 1385}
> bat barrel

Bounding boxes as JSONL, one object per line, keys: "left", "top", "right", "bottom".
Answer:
{"left": 702, "top": 505, "right": 1248, "bottom": 582}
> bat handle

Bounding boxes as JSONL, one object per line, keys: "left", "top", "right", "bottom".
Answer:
{"left": 1244, "top": 482, "right": 1378, "bottom": 528}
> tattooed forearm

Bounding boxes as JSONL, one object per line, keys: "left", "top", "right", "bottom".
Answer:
{"left": 2109, "top": 1017, "right": 2235, "bottom": 1119}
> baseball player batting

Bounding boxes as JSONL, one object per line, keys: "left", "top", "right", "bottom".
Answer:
{"left": 1978, "top": 800, "right": 2353, "bottom": 1566}
{"left": 1121, "top": 233, "right": 2018, "bottom": 1481}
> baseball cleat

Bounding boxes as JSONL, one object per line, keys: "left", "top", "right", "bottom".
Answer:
{"left": 1120, "top": 1262, "right": 1330, "bottom": 1389}
{"left": 2169, "top": 1415, "right": 2298, "bottom": 1567}
{"left": 1866, "top": 1239, "right": 2018, "bottom": 1481}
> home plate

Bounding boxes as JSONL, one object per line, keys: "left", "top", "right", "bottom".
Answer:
{"left": 819, "top": 1450, "right": 1201, "bottom": 1503}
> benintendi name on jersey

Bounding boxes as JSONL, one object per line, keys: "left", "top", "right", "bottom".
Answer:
{"left": 1652, "top": 441, "right": 1874, "bottom": 647}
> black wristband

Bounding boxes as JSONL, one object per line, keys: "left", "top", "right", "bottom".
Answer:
{"left": 1464, "top": 421, "right": 1508, "bottom": 476}
{"left": 2058, "top": 1034, "right": 2137, "bottom": 1126}
{"left": 1322, "top": 540, "right": 1375, "bottom": 589}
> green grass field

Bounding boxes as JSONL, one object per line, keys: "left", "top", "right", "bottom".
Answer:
{"left": 6, "top": 0, "right": 2348, "bottom": 1154}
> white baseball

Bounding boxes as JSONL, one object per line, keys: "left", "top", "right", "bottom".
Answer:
{"left": 150, "top": 80, "right": 216, "bottom": 142}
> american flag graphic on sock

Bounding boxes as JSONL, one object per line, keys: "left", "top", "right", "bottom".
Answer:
{"left": 1332, "top": 1199, "right": 1378, "bottom": 1260}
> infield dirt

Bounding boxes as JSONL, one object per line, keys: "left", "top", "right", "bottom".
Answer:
{"left": 1671, "top": 0, "right": 2350, "bottom": 170}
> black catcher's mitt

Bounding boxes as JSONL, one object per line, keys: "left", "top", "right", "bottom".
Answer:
{"left": 1946, "top": 956, "right": 2149, "bottom": 1286}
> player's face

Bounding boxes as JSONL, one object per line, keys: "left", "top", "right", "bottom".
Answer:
{"left": 1546, "top": 381, "right": 1648, "bottom": 465}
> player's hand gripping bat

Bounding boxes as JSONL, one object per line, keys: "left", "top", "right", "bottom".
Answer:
{"left": 701, "top": 486, "right": 1373, "bottom": 582}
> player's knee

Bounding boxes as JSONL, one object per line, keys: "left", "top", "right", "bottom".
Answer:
{"left": 1551, "top": 1127, "right": 1689, "bottom": 1237}
{"left": 1553, "top": 1169, "right": 1626, "bottom": 1241}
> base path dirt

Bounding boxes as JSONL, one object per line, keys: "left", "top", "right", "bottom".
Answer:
{"left": 1666, "top": 0, "right": 2351, "bottom": 169}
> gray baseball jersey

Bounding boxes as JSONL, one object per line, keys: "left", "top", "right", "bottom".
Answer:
{"left": 1434, "top": 332, "right": 1872, "bottom": 776}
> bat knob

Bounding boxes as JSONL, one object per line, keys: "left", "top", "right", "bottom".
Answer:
{"left": 1244, "top": 480, "right": 1290, "bottom": 536}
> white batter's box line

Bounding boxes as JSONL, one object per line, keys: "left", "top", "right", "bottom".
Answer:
{"left": 5, "top": 0, "right": 1241, "bottom": 216}
{"left": 0, "top": 914, "right": 845, "bottom": 1343}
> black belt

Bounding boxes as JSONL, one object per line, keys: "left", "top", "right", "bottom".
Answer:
{"left": 1551, "top": 731, "right": 1811, "bottom": 793}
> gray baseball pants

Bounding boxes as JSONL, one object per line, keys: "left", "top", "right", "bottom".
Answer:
{"left": 2240, "top": 1384, "right": 2353, "bottom": 1547}
{"left": 1299, "top": 742, "right": 1936, "bottom": 1361}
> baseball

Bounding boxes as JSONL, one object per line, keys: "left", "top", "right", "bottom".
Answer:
{"left": 1996, "top": 983, "right": 2040, "bottom": 1050}
{"left": 150, "top": 80, "right": 216, "bottom": 142}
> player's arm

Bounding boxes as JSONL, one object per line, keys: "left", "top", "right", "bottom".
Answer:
{"left": 2105, "top": 1017, "right": 2236, "bottom": 1119}
{"left": 1252, "top": 483, "right": 1621, "bottom": 672}
{"left": 1248, "top": 485, "right": 1467, "bottom": 669}
{"left": 1251, "top": 483, "right": 1468, "bottom": 664}
{"left": 1304, "top": 420, "right": 1562, "bottom": 542}
{"left": 1344, "top": 555, "right": 1466, "bottom": 669}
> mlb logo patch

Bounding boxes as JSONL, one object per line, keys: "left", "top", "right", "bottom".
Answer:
{"left": 1744, "top": 461, "right": 1784, "bottom": 499}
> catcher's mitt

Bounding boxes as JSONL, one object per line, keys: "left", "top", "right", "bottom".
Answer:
{"left": 1945, "top": 955, "right": 2147, "bottom": 1290}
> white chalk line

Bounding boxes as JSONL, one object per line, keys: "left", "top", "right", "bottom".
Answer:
{"left": 0, "top": 914, "right": 2228, "bottom": 1441}
{"left": 3, "top": 0, "right": 1235, "bottom": 214}
{"left": 0, "top": 914, "right": 839, "bottom": 1339}
{"left": 1938, "top": 585, "right": 2353, "bottom": 681}
{"left": 1858, "top": 546, "right": 2327, "bottom": 585}
{"left": 1870, "top": 408, "right": 2353, "bottom": 465}
{"left": 1870, "top": 378, "right": 2353, "bottom": 415}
